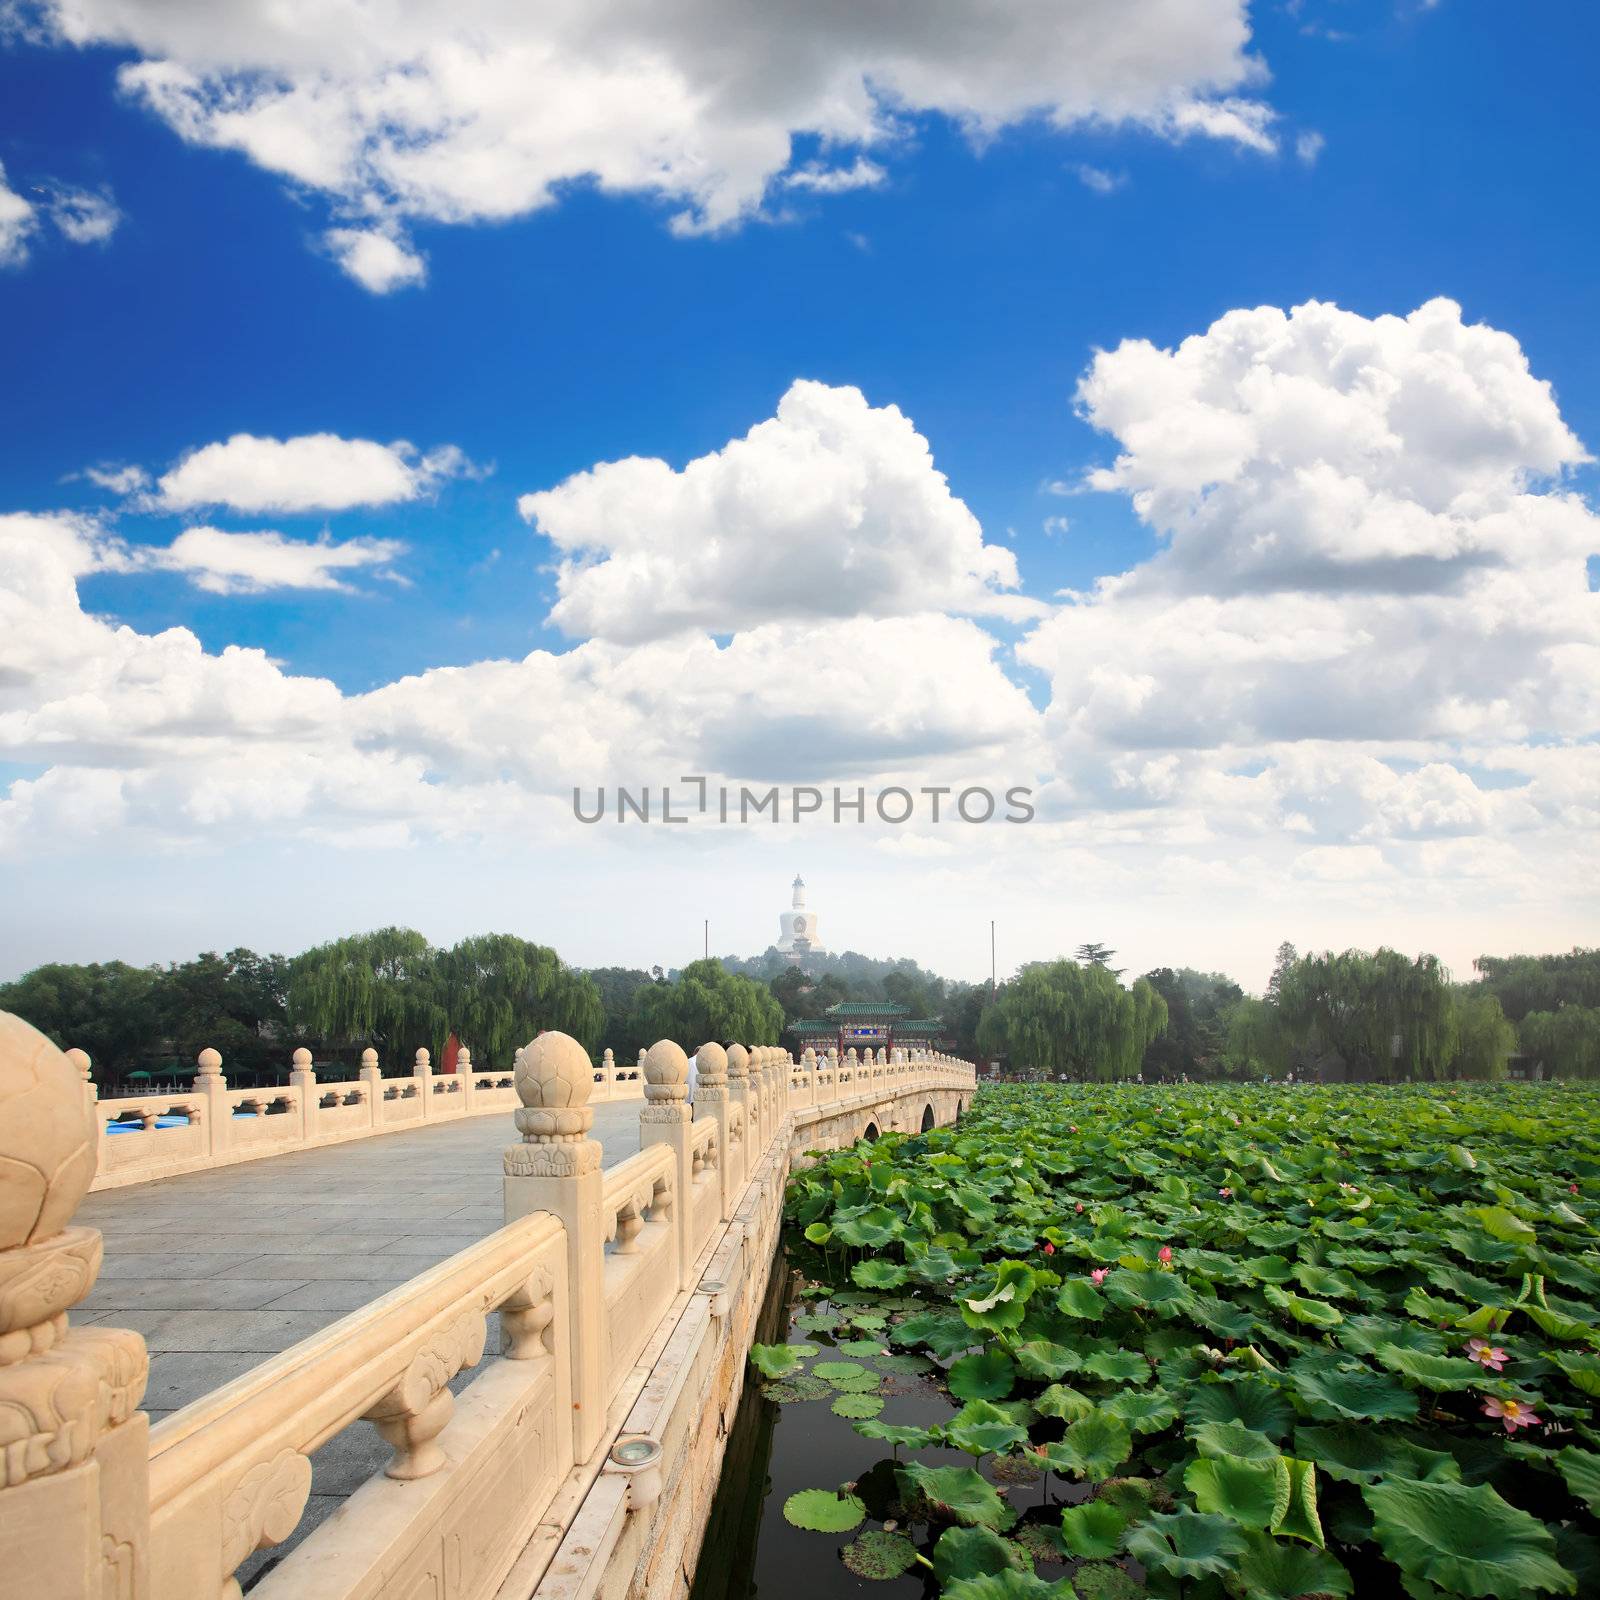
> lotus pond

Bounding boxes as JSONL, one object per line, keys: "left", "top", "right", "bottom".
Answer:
{"left": 715, "top": 1082, "right": 1600, "bottom": 1600}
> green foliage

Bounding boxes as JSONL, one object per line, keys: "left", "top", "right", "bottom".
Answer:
{"left": 841, "top": 1530, "right": 920, "bottom": 1579}
{"left": 782, "top": 1489, "right": 867, "bottom": 1532}
{"left": 931, "top": 1525, "right": 1027, "bottom": 1584}
{"left": 630, "top": 957, "right": 783, "bottom": 1049}
{"left": 975, "top": 958, "right": 1167, "bottom": 1079}
{"left": 780, "top": 1079, "right": 1600, "bottom": 1599}
{"left": 1520, "top": 1006, "right": 1600, "bottom": 1080}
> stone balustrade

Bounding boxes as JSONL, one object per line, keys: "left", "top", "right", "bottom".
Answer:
{"left": 0, "top": 1006, "right": 974, "bottom": 1600}
{"left": 82, "top": 1038, "right": 648, "bottom": 1192}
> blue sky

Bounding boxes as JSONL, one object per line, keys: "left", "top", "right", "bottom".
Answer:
{"left": 2, "top": 0, "right": 1596, "bottom": 990}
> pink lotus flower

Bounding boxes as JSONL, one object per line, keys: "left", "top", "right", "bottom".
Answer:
{"left": 1075, "top": 1202, "right": 1084, "bottom": 1214}
{"left": 1467, "top": 1338, "right": 1507, "bottom": 1372}
{"left": 1481, "top": 1395, "right": 1541, "bottom": 1433}
{"left": 1043, "top": 1242, "right": 1056, "bottom": 1256}
{"left": 1158, "top": 1246, "right": 1173, "bottom": 1264}
{"left": 1218, "top": 1187, "right": 1232, "bottom": 1198}
{"left": 1090, "top": 1268, "right": 1108, "bottom": 1287}
{"left": 1069, "top": 1124, "right": 1079, "bottom": 1134}
{"left": 1571, "top": 1183, "right": 1580, "bottom": 1194}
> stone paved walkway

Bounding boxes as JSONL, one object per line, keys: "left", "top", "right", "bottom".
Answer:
{"left": 77, "top": 1099, "right": 646, "bottom": 1422}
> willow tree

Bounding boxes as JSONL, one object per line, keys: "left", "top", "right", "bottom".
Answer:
{"left": 1520, "top": 1006, "right": 1600, "bottom": 1079}
{"left": 1448, "top": 992, "right": 1516, "bottom": 1081}
{"left": 287, "top": 927, "right": 447, "bottom": 1069}
{"left": 1275, "top": 948, "right": 1457, "bottom": 1080}
{"left": 976, "top": 959, "right": 1166, "bottom": 1079}
{"left": 629, "top": 959, "right": 783, "bottom": 1051}
{"left": 435, "top": 934, "right": 603, "bottom": 1064}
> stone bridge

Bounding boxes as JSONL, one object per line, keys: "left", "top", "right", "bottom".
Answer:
{"left": 0, "top": 1012, "right": 975, "bottom": 1600}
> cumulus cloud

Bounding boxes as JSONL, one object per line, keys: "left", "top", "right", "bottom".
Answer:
{"left": 324, "top": 227, "right": 427, "bottom": 293}
{"left": 22, "top": 0, "right": 1274, "bottom": 283}
{"left": 149, "top": 527, "right": 406, "bottom": 594}
{"left": 82, "top": 463, "right": 151, "bottom": 495}
{"left": 151, "top": 432, "right": 473, "bottom": 513}
{"left": 0, "top": 162, "right": 38, "bottom": 266}
{"left": 521, "top": 379, "right": 1039, "bottom": 643}
{"left": 44, "top": 186, "right": 122, "bottom": 244}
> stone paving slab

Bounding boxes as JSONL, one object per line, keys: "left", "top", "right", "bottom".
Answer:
{"left": 78, "top": 1099, "right": 645, "bottom": 1414}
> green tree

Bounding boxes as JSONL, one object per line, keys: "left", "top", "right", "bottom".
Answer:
{"left": 287, "top": 927, "right": 446, "bottom": 1070}
{"left": 1139, "top": 968, "right": 1245, "bottom": 1078}
{"left": 630, "top": 958, "right": 783, "bottom": 1050}
{"left": 1076, "top": 942, "right": 1125, "bottom": 976}
{"left": 0, "top": 960, "right": 162, "bottom": 1082}
{"left": 1473, "top": 949, "right": 1600, "bottom": 1023}
{"left": 1218, "top": 996, "right": 1293, "bottom": 1079}
{"left": 436, "top": 934, "right": 603, "bottom": 1065}
{"left": 1519, "top": 1006, "right": 1600, "bottom": 1079}
{"left": 158, "top": 948, "right": 290, "bottom": 1075}
{"left": 1276, "top": 948, "right": 1457, "bottom": 1081}
{"left": 1448, "top": 991, "right": 1516, "bottom": 1081}
{"left": 976, "top": 960, "right": 1166, "bottom": 1079}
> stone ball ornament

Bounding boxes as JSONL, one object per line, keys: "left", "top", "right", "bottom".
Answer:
{"left": 696, "top": 1042, "right": 728, "bottom": 1086}
{"left": 644, "top": 1039, "right": 689, "bottom": 1097}
{"left": 513, "top": 1031, "right": 595, "bottom": 1139}
{"left": 726, "top": 1043, "right": 749, "bottom": 1080}
{"left": 0, "top": 1011, "right": 99, "bottom": 1252}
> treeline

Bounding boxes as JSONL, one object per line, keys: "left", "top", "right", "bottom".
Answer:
{"left": 1141, "top": 945, "right": 1600, "bottom": 1082}
{"left": 0, "top": 931, "right": 782, "bottom": 1085}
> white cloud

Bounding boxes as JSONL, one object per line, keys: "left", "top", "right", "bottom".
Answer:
{"left": 0, "top": 161, "right": 38, "bottom": 267}
{"left": 45, "top": 186, "right": 122, "bottom": 244}
{"left": 521, "top": 379, "right": 1041, "bottom": 643}
{"left": 152, "top": 432, "right": 472, "bottom": 513}
{"left": 1295, "top": 130, "right": 1326, "bottom": 166}
{"left": 324, "top": 227, "right": 426, "bottom": 293}
{"left": 150, "top": 527, "right": 406, "bottom": 594}
{"left": 1073, "top": 164, "right": 1125, "bottom": 195}
{"left": 83, "top": 463, "right": 152, "bottom": 495}
{"left": 28, "top": 0, "right": 1274, "bottom": 283}
{"left": 784, "top": 158, "right": 887, "bottom": 195}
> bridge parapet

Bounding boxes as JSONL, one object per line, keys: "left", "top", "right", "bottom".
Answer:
{"left": 0, "top": 1008, "right": 975, "bottom": 1600}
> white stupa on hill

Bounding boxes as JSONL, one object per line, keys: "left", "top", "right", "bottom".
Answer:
{"left": 777, "top": 874, "right": 826, "bottom": 961}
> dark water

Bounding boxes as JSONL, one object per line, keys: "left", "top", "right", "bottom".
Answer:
{"left": 691, "top": 1254, "right": 1076, "bottom": 1600}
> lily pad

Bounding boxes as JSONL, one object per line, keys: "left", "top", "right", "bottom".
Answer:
{"left": 783, "top": 1488, "right": 866, "bottom": 1533}
{"left": 841, "top": 1529, "right": 920, "bottom": 1580}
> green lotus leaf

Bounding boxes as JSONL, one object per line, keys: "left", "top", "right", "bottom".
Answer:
{"left": 1192, "top": 1420, "right": 1280, "bottom": 1462}
{"left": 1374, "top": 1345, "right": 1484, "bottom": 1391}
{"left": 831, "top": 1206, "right": 903, "bottom": 1249}
{"left": 898, "top": 1461, "right": 1017, "bottom": 1530}
{"left": 1186, "top": 1379, "right": 1296, "bottom": 1439}
{"left": 1190, "top": 1295, "right": 1259, "bottom": 1341}
{"left": 1014, "top": 1339, "right": 1079, "bottom": 1379}
{"left": 1265, "top": 1285, "right": 1345, "bottom": 1328}
{"left": 1291, "top": 1364, "right": 1419, "bottom": 1422}
{"left": 764, "top": 1375, "right": 833, "bottom": 1403}
{"left": 783, "top": 1488, "right": 866, "bottom": 1532}
{"left": 1471, "top": 1206, "right": 1538, "bottom": 1248}
{"left": 941, "top": 1570, "right": 1080, "bottom": 1600}
{"left": 1041, "top": 1411, "right": 1133, "bottom": 1482}
{"left": 875, "top": 1350, "right": 933, "bottom": 1375}
{"left": 1243, "top": 1254, "right": 1296, "bottom": 1283}
{"left": 1273, "top": 1458, "right": 1324, "bottom": 1547}
{"left": 892, "top": 1311, "right": 976, "bottom": 1359}
{"left": 949, "top": 1348, "right": 1017, "bottom": 1401}
{"left": 834, "top": 1337, "right": 885, "bottom": 1357}
{"left": 1058, "top": 1498, "right": 1128, "bottom": 1559}
{"left": 1081, "top": 1349, "right": 1151, "bottom": 1384}
{"left": 1557, "top": 1447, "right": 1600, "bottom": 1515}
{"left": 1057, "top": 1279, "right": 1109, "bottom": 1319}
{"left": 803, "top": 1221, "right": 832, "bottom": 1244}
{"left": 853, "top": 1418, "right": 940, "bottom": 1448}
{"left": 840, "top": 1529, "right": 920, "bottom": 1580}
{"left": 1184, "top": 1453, "right": 1282, "bottom": 1530}
{"left": 931, "top": 1524, "right": 1029, "bottom": 1584}
{"left": 749, "top": 1343, "right": 805, "bottom": 1379}
{"left": 831, "top": 1393, "right": 885, "bottom": 1419}
{"left": 1552, "top": 1352, "right": 1600, "bottom": 1398}
{"left": 853, "top": 1259, "right": 910, "bottom": 1290}
{"left": 944, "top": 1399, "right": 1030, "bottom": 1457}
{"left": 1102, "top": 1387, "right": 1179, "bottom": 1434}
{"left": 1009, "top": 1520, "right": 1065, "bottom": 1564}
{"left": 1292, "top": 1424, "right": 1460, "bottom": 1485}
{"left": 1230, "top": 1531, "right": 1354, "bottom": 1600}
{"left": 1069, "top": 1563, "right": 1142, "bottom": 1600}
{"left": 1124, "top": 1508, "right": 1248, "bottom": 1581}
{"left": 814, "top": 1360, "right": 881, "bottom": 1392}
{"left": 1338, "top": 1315, "right": 1446, "bottom": 1358}
{"left": 1035, "top": 1382, "right": 1097, "bottom": 1421}
{"left": 1292, "top": 1262, "right": 1358, "bottom": 1299}
{"left": 1363, "top": 1477, "right": 1575, "bottom": 1598}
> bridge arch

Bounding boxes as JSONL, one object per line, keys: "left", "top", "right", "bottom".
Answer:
{"left": 921, "top": 1102, "right": 935, "bottom": 1132}
{"left": 862, "top": 1120, "right": 880, "bottom": 1142}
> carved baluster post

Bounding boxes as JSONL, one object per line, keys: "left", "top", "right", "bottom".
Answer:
{"left": 457, "top": 1045, "right": 473, "bottom": 1109}
{"left": 413, "top": 1046, "right": 433, "bottom": 1116}
{"left": 359, "top": 1046, "right": 381, "bottom": 1129}
{"left": 193, "top": 1045, "right": 227, "bottom": 1163}
{"left": 642, "top": 1041, "right": 694, "bottom": 1290}
{"left": 289, "top": 1047, "right": 316, "bottom": 1143}
{"left": 0, "top": 1012, "right": 151, "bottom": 1599}
{"left": 724, "top": 1044, "right": 750, "bottom": 1191}
{"left": 693, "top": 1043, "right": 735, "bottom": 1220}
{"left": 600, "top": 1047, "right": 615, "bottom": 1101}
{"left": 503, "top": 1033, "right": 606, "bottom": 1461}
